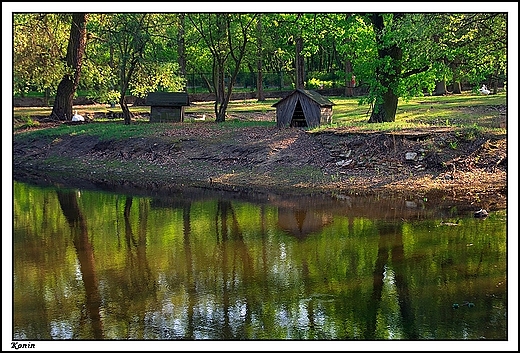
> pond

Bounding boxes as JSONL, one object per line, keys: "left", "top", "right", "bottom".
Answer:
{"left": 10, "top": 176, "right": 510, "bottom": 348}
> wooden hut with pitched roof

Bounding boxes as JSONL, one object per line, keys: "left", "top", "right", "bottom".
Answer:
{"left": 272, "top": 89, "right": 334, "bottom": 128}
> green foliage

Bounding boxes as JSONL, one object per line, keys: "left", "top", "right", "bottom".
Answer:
{"left": 13, "top": 14, "right": 70, "bottom": 96}
{"left": 12, "top": 12, "right": 507, "bottom": 123}
{"left": 306, "top": 77, "right": 333, "bottom": 90}
{"left": 131, "top": 62, "right": 186, "bottom": 97}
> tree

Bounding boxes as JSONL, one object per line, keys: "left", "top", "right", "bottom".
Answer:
{"left": 89, "top": 13, "right": 185, "bottom": 124}
{"left": 107, "top": 14, "right": 151, "bottom": 125}
{"left": 13, "top": 14, "right": 70, "bottom": 102}
{"left": 188, "top": 13, "right": 257, "bottom": 122}
{"left": 255, "top": 14, "right": 265, "bottom": 101}
{"left": 439, "top": 13, "right": 507, "bottom": 94}
{"left": 352, "top": 14, "right": 433, "bottom": 123}
{"left": 368, "top": 13, "right": 406, "bottom": 123}
{"left": 177, "top": 13, "right": 187, "bottom": 89}
{"left": 49, "top": 13, "right": 88, "bottom": 121}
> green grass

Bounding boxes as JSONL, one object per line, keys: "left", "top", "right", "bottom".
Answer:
{"left": 14, "top": 121, "right": 167, "bottom": 142}
{"left": 313, "top": 91, "right": 506, "bottom": 134}
{"left": 14, "top": 91, "right": 506, "bottom": 137}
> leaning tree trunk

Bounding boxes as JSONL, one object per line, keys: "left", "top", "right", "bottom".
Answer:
{"left": 50, "top": 13, "right": 88, "bottom": 121}
{"left": 345, "top": 59, "right": 354, "bottom": 97}
{"left": 120, "top": 97, "right": 133, "bottom": 125}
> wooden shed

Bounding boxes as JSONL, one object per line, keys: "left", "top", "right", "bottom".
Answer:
{"left": 146, "top": 92, "right": 190, "bottom": 123}
{"left": 272, "top": 89, "right": 334, "bottom": 128}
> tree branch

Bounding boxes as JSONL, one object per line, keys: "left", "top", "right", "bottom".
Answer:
{"left": 401, "top": 65, "right": 429, "bottom": 78}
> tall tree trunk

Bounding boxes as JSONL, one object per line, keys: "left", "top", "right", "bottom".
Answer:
{"left": 214, "top": 60, "right": 227, "bottom": 123}
{"left": 50, "top": 13, "right": 88, "bottom": 121}
{"left": 256, "top": 14, "right": 265, "bottom": 101}
{"left": 295, "top": 35, "right": 305, "bottom": 89}
{"left": 345, "top": 59, "right": 353, "bottom": 97}
{"left": 178, "top": 14, "right": 187, "bottom": 92}
{"left": 434, "top": 59, "right": 447, "bottom": 95}
{"left": 120, "top": 57, "right": 139, "bottom": 125}
{"left": 449, "top": 60, "right": 462, "bottom": 94}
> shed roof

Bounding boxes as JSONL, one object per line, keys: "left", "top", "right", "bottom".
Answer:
{"left": 272, "top": 89, "right": 335, "bottom": 108}
{"left": 146, "top": 92, "right": 189, "bottom": 107}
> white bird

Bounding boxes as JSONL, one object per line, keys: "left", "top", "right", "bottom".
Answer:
{"left": 479, "top": 84, "right": 490, "bottom": 95}
{"left": 72, "top": 110, "right": 85, "bottom": 122}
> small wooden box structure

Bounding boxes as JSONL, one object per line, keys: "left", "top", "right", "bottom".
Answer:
{"left": 272, "top": 89, "right": 334, "bottom": 128}
{"left": 146, "top": 92, "right": 190, "bottom": 123}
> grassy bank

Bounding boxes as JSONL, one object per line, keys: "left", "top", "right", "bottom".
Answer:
{"left": 12, "top": 92, "right": 507, "bottom": 207}
{"left": 14, "top": 91, "right": 506, "bottom": 135}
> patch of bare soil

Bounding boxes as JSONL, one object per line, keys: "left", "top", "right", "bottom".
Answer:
{"left": 13, "top": 113, "right": 507, "bottom": 210}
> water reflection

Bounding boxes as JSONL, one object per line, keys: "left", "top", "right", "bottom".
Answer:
{"left": 56, "top": 190, "right": 104, "bottom": 339}
{"left": 12, "top": 179, "right": 507, "bottom": 340}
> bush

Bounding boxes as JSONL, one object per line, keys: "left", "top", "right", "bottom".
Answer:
{"left": 306, "top": 78, "right": 333, "bottom": 90}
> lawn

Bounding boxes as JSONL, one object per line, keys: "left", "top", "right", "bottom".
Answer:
{"left": 13, "top": 91, "right": 507, "bottom": 135}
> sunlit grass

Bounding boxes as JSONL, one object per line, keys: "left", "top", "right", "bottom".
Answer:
{"left": 13, "top": 105, "right": 150, "bottom": 118}
{"left": 14, "top": 91, "right": 506, "bottom": 136}
{"left": 187, "top": 98, "right": 279, "bottom": 114}
{"left": 312, "top": 92, "right": 506, "bottom": 133}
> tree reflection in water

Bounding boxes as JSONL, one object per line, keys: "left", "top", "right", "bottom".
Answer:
{"left": 12, "top": 181, "right": 507, "bottom": 341}
{"left": 57, "top": 190, "right": 104, "bottom": 339}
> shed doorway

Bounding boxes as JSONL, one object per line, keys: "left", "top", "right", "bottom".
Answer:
{"left": 290, "top": 100, "right": 307, "bottom": 127}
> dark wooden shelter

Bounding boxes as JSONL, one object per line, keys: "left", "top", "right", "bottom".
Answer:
{"left": 146, "top": 92, "right": 189, "bottom": 122}
{"left": 272, "top": 89, "right": 334, "bottom": 128}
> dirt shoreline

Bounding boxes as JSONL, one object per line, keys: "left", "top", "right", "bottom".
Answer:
{"left": 13, "top": 122, "right": 507, "bottom": 211}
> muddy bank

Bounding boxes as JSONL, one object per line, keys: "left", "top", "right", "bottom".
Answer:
{"left": 13, "top": 123, "right": 507, "bottom": 211}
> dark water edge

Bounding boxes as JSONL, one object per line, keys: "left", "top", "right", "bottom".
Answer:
{"left": 12, "top": 166, "right": 501, "bottom": 221}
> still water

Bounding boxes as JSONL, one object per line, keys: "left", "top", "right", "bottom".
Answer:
{"left": 12, "top": 179, "right": 507, "bottom": 341}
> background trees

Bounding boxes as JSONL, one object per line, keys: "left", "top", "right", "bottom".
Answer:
{"left": 188, "top": 13, "right": 257, "bottom": 122}
{"left": 12, "top": 12, "right": 508, "bottom": 124}
{"left": 13, "top": 14, "right": 70, "bottom": 103}
{"left": 85, "top": 13, "right": 186, "bottom": 124}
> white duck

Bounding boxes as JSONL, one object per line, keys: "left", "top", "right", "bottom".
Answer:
{"left": 71, "top": 110, "right": 85, "bottom": 122}
{"left": 479, "top": 84, "right": 490, "bottom": 95}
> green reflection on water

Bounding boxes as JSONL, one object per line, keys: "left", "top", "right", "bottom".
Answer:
{"left": 13, "top": 181, "right": 507, "bottom": 340}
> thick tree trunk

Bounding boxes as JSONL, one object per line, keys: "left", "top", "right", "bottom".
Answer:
{"left": 214, "top": 63, "right": 226, "bottom": 122}
{"left": 120, "top": 97, "right": 133, "bottom": 125}
{"left": 434, "top": 80, "right": 447, "bottom": 96}
{"left": 368, "top": 13, "right": 402, "bottom": 123}
{"left": 50, "top": 13, "right": 88, "bottom": 121}
{"left": 369, "top": 90, "right": 399, "bottom": 123}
